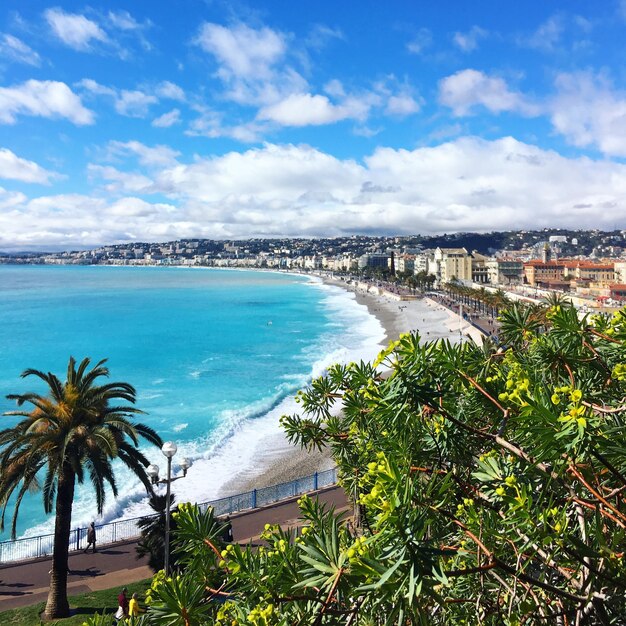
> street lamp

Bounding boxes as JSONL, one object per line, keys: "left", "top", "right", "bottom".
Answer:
{"left": 146, "top": 442, "right": 191, "bottom": 576}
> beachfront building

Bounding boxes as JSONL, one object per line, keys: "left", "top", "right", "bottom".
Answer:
{"left": 429, "top": 247, "right": 472, "bottom": 286}
{"left": 471, "top": 252, "right": 490, "bottom": 284}
{"left": 486, "top": 258, "right": 524, "bottom": 286}
{"left": 413, "top": 249, "right": 435, "bottom": 275}
{"left": 614, "top": 261, "right": 626, "bottom": 284}
{"left": 523, "top": 260, "right": 567, "bottom": 287}
{"left": 395, "top": 253, "right": 416, "bottom": 274}
{"left": 321, "top": 254, "right": 358, "bottom": 272}
{"left": 564, "top": 261, "right": 615, "bottom": 286}
{"left": 358, "top": 252, "right": 390, "bottom": 270}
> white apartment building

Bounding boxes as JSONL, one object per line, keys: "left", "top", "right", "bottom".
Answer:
{"left": 429, "top": 248, "right": 472, "bottom": 285}
{"left": 413, "top": 249, "right": 435, "bottom": 274}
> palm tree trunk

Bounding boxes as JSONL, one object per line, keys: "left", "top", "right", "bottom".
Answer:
{"left": 44, "top": 464, "right": 75, "bottom": 619}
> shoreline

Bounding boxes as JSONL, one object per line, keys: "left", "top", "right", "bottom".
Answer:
{"left": 218, "top": 277, "right": 484, "bottom": 496}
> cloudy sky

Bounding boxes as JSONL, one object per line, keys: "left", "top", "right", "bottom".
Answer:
{"left": 2, "top": 1, "right": 626, "bottom": 250}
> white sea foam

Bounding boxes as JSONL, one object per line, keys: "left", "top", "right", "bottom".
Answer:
{"left": 138, "top": 392, "right": 163, "bottom": 401}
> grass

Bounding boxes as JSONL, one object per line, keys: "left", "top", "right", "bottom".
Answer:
{"left": 0, "top": 579, "right": 151, "bottom": 626}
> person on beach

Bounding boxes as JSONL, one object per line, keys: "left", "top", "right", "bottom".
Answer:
{"left": 115, "top": 587, "right": 129, "bottom": 621}
{"left": 85, "top": 521, "right": 97, "bottom": 553}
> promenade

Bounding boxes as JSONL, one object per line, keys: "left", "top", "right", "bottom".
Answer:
{"left": 0, "top": 485, "right": 348, "bottom": 612}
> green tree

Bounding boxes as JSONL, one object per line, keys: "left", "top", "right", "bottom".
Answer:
{"left": 0, "top": 357, "right": 162, "bottom": 619}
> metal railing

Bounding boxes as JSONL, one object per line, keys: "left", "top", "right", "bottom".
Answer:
{"left": 0, "top": 467, "right": 338, "bottom": 565}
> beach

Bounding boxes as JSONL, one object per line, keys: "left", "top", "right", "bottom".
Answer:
{"left": 218, "top": 277, "right": 484, "bottom": 495}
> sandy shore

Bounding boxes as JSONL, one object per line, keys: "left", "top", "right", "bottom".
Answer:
{"left": 218, "top": 278, "right": 484, "bottom": 495}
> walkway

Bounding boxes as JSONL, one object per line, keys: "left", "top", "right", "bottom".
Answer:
{"left": 430, "top": 294, "right": 500, "bottom": 339}
{"left": 0, "top": 485, "right": 348, "bottom": 612}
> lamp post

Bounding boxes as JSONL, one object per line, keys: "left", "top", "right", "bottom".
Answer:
{"left": 146, "top": 442, "right": 191, "bottom": 576}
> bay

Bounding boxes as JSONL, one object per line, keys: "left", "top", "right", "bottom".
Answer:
{"left": 0, "top": 265, "right": 383, "bottom": 538}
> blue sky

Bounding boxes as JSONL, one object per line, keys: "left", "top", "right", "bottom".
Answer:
{"left": 1, "top": 1, "right": 626, "bottom": 250}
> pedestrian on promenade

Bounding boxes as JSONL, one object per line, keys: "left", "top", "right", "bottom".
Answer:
{"left": 128, "top": 592, "right": 141, "bottom": 617}
{"left": 221, "top": 516, "right": 233, "bottom": 543}
{"left": 85, "top": 521, "right": 97, "bottom": 553}
{"left": 114, "top": 587, "right": 128, "bottom": 622}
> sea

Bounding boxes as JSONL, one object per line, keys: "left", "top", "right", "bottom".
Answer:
{"left": 0, "top": 265, "right": 385, "bottom": 539}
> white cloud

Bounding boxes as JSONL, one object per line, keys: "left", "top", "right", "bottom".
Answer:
{"left": 407, "top": 28, "right": 432, "bottom": 54}
{"left": 186, "top": 108, "right": 266, "bottom": 142}
{"left": 305, "top": 24, "right": 344, "bottom": 49}
{"left": 0, "top": 80, "right": 94, "bottom": 125}
{"left": 156, "top": 81, "right": 185, "bottom": 101}
{"left": 152, "top": 108, "right": 181, "bottom": 128}
{"left": 107, "top": 10, "right": 143, "bottom": 31}
{"left": 106, "top": 140, "right": 181, "bottom": 167}
{"left": 385, "top": 93, "right": 421, "bottom": 116}
{"left": 324, "top": 79, "right": 345, "bottom": 98}
{"left": 0, "top": 33, "right": 41, "bottom": 66}
{"left": 44, "top": 8, "right": 108, "bottom": 51}
{"left": 453, "top": 26, "right": 488, "bottom": 52}
{"left": 0, "top": 185, "right": 27, "bottom": 210}
{"left": 114, "top": 90, "right": 158, "bottom": 117}
{"left": 523, "top": 15, "right": 563, "bottom": 51}
{"left": 6, "top": 138, "right": 626, "bottom": 248}
{"left": 0, "top": 148, "right": 60, "bottom": 184}
{"left": 88, "top": 164, "right": 153, "bottom": 194}
{"left": 257, "top": 93, "right": 370, "bottom": 126}
{"left": 78, "top": 79, "right": 157, "bottom": 118}
{"left": 194, "top": 22, "right": 306, "bottom": 107}
{"left": 145, "top": 139, "right": 626, "bottom": 237}
{"left": 0, "top": 193, "right": 178, "bottom": 250}
{"left": 196, "top": 22, "right": 286, "bottom": 79}
{"left": 439, "top": 69, "right": 538, "bottom": 116}
{"left": 106, "top": 9, "right": 152, "bottom": 52}
{"left": 76, "top": 78, "right": 115, "bottom": 97}
{"left": 550, "top": 71, "right": 626, "bottom": 157}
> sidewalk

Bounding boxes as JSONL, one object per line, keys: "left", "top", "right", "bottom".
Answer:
{"left": 0, "top": 486, "right": 348, "bottom": 612}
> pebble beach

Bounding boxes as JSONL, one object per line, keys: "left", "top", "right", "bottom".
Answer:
{"left": 218, "top": 277, "right": 485, "bottom": 495}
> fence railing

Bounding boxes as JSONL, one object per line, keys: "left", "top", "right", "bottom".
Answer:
{"left": 0, "top": 467, "right": 338, "bottom": 565}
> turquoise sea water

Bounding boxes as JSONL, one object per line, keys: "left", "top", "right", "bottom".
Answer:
{"left": 0, "top": 265, "right": 383, "bottom": 538}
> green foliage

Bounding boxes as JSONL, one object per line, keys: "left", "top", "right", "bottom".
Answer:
{"left": 284, "top": 304, "right": 626, "bottom": 623}
{"left": 77, "top": 303, "right": 626, "bottom": 625}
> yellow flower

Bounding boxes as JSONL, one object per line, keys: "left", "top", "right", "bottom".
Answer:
{"left": 570, "top": 389, "right": 582, "bottom": 402}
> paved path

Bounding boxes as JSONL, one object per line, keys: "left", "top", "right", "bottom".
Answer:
{"left": 0, "top": 486, "right": 348, "bottom": 612}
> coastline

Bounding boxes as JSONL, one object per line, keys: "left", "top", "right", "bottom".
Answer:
{"left": 218, "top": 276, "right": 484, "bottom": 495}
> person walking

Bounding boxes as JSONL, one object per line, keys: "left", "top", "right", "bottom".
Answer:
{"left": 221, "top": 516, "right": 233, "bottom": 543}
{"left": 85, "top": 521, "right": 97, "bottom": 553}
{"left": 114, "top": 587, "right": 128, "bottom": 622}
{"left": 128, "top": 592, "right": 141, "bottom": 617}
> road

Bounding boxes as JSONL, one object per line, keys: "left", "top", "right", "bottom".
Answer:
{"left": 0, "top": 486, "right": 348, "bottom": 612}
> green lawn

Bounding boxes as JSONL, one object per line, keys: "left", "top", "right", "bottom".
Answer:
{"left": 0, "top": 579, "right": 151, "bottom": 626}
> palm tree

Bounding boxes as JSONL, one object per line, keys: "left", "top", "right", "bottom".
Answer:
{"left": 0, "top": 357, "right": 162, "bottom": 619}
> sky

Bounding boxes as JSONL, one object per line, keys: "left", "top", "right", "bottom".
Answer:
{"left": 2, "top": 1, "right": 626, "bottom": 251}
